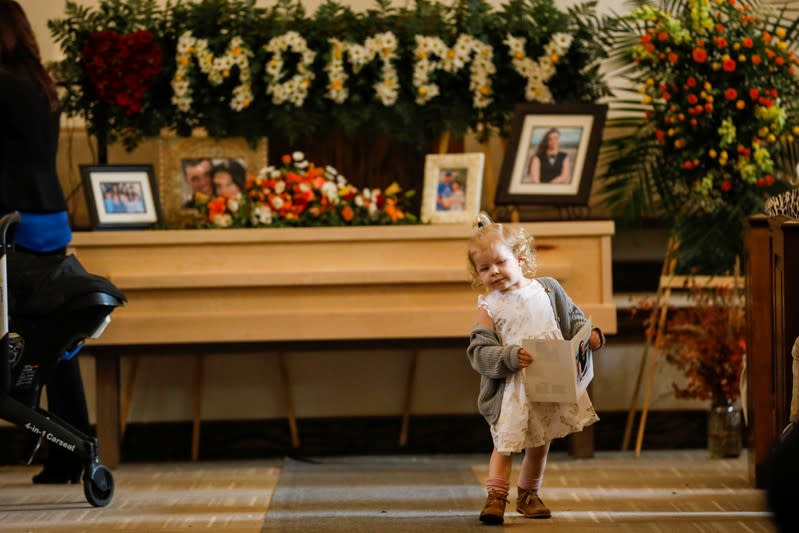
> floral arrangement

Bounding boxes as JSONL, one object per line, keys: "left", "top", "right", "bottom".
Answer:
{"left": 48, "top": 0, "right": 172, "bottom": 151}
{"left": 192, "top": 152, "right": 419, "bottom": 228}
{"left": 83, "top": 29, "right": 163, "bottom": 116}
{"left": 600, "top": 0, "right": 799, "bottom": 274}
{"left": 656, "top": 278, "right": 746, "bottom": 404}
{"left": 47, "top": 0, "right": 613, "bottom": 152}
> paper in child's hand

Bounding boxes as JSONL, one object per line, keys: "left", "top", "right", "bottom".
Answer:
{"left": 521, "top": 319, "right": 593, "bottom": 403}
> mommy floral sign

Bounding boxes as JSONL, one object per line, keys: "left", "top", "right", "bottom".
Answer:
{"left": 48, "top": 0, "right": 611, "bottom": 150}
{"left": 171, "top": 30, "right": 574, "bottom": 112}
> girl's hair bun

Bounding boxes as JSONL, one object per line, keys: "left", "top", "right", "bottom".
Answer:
{"left": 473, "top": 211, "right": 493, "bottom": 229}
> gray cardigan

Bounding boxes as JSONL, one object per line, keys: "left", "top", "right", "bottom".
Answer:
{"left": 466, "top": 276, "right": 605, "bottom": 425}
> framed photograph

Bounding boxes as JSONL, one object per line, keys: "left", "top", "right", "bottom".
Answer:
{"left": 421, "top": 153, "right": 485, "bottom": 224}
{"left": 495, "top": 103, "right": 608, "bottom": 206}
{"left": 157, "top": 134, "right": 267, "bottom": 225}
{"left": 80, "top": 165, "right": 162, "bottom": 229}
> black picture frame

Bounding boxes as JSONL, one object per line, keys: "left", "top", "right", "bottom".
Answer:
{"left": 80, "top": 164, "right": 162, "bottom": 229}
{"left": 495, "top": 103, "right": 608, "bottom": 206}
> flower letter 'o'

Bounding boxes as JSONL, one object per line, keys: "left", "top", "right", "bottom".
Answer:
{"left": 263, "top": 32, "right": 316, "bottom": 107}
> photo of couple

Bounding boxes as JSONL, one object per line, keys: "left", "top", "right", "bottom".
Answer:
{"left": 181, "top": 157, "right": 248, "bottom": 208}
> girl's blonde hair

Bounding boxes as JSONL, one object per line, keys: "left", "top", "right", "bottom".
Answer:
{"left": 467, "top": 211, "right": 536, "bottom": 289}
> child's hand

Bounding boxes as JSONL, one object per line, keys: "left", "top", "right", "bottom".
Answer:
{"left": 589, "top": 330, "right": 602, "bottom": 350}
{"left": 516, "top": 347, "right": 533, "bottom": 368}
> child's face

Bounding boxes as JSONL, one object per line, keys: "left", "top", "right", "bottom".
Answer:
{"left": 471, "top": 239, "right": 528, "bottom": 292}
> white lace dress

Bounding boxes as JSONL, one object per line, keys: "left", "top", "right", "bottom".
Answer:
{"left": 478, "top": 280, "right": 599, "bottom": 454}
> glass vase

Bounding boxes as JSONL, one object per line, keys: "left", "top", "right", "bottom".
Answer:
{"left": 707, "top": 400, "right": 743, "bottom": 458}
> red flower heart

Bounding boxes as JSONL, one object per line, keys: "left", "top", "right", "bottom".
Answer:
{"left": 83, "top": 29, "right": 162, "bottom": 116}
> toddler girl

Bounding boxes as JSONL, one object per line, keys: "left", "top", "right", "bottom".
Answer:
{"left": 466, "top": 212, "right": 605, "bottom": 524}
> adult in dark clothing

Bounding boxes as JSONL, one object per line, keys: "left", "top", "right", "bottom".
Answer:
{"left": 0, "top": 0, "right": 89, "bottom": 484}
{"left": 527, "top": 128, "right": 571, "bottom": 184}
{"left": 766, "top": 422, "right": 799, "bottom": 533}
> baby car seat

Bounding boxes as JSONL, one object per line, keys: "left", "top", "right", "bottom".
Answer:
{"left": 0, "top": 212, "right": 126, "bottom": 507}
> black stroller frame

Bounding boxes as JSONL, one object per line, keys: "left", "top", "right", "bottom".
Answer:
{"left": 0, "top": 212, "right": 125, "bottom": 507}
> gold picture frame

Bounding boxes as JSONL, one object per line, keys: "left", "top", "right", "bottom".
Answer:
{"left": 157, "top": 133, "right": 268, "bottom": 225}
{"left": 420, "top": 152, "right": 485, "bottom": 224}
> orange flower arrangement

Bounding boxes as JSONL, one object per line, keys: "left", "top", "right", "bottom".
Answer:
{"left": 193, "top": 152, "right": 418, "bottom": 228}
{"left": 657, "top": 279, "right": 745, "bottom": 403}
{"left": 602, "top": 0, "right": 799, "bottom": 274}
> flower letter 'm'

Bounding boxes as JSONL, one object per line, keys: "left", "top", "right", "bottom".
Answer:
{"left": 325, "top": 32, "right": 399, "bottom": 106}
{"left": 171, "top": 32, "right": 254, "bottom": 112}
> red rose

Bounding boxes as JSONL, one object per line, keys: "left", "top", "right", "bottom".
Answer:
{"left": 82, "top": 29, "right": 162, "bottom": 116}
{"left": 724, "top": 88, "right": 737, "bottom": 100}
{"left": 692, "top": 48, "right": 708, "bottom": 62}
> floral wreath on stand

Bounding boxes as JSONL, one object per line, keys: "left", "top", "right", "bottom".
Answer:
{"left": 601, "top": 0, "right": 799, "bottom": 274}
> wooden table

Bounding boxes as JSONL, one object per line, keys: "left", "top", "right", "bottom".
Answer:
{"left": 70, "top": 221, "right": 616, "bottom": 467}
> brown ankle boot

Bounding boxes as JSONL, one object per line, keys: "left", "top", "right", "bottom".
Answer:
{"left": 479, "top": 489, "right": 509, "bottom": 525}
{"left": 516, "top": 487, "right": 551, "bottom": 518}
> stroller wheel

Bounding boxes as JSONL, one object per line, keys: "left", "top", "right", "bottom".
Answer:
{"left": 83, "top": 464, "right": 114, "bottom": 507}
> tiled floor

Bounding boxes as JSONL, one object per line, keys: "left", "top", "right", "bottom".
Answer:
{"left": 0, "top": 451, "right": 776, "bottom": 532}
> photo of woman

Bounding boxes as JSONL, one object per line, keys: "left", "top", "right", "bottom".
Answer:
{"left": 525, "top": 127, "right": 580, "bottom": 184}
{"left": 211, "top": 159, "right": 246, "bottom": 198}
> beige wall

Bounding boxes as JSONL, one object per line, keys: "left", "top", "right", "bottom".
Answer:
{"left": 7, "top": 0, "right": 695, "bottom": 432}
